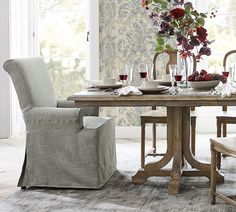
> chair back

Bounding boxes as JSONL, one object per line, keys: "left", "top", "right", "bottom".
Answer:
{"left": 222, "top": 50, "right": 236, "bottom": 111}
{"left": 3, "top": 57, "right": 57, "bottom": 112}
{"left": 153, "top": 51, "right": 177, "bottom": 80}
{"left": 223, "top": 50, "right": 236, "bottom": 68}
{"left": 152, "top": 51, "right": 197, "bottom": 80}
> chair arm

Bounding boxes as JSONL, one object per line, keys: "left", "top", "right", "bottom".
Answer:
{"left": 57, "top": 100, "right": 75, "bottom": 108}
{"left": 57, "top": 100, "right": 99, "bottom": 116}
{"left": 23, "top": 107, "right": 84, "bottom": 131}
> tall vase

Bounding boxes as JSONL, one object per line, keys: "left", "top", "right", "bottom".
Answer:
{"left": 178, "top": 54, "right": 197, "bottom": 87}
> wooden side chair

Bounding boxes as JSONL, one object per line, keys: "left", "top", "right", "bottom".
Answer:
{"left": 140, "top": 51, "right": 197, "bottom": 168}
{"left": 216, "top": 50, "right": 236, "bottom": 169}
{"left": 211, "top": 137, "right": 236, "bottom": 207}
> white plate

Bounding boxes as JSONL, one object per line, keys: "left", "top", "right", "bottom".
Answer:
{"left": 156, "top": 80, "right": 172, "bottom": 86}
{"left": 188, "top": 80, "right": 220, "bottom": 90}
{"left": 94, "top": 84, "right": 122, "bottom": 89}
{"left": 138, "top": 86, "right": 169, "bottom": 94}
{"left": 86, "top": 79, "right": 122, "bottom": 89}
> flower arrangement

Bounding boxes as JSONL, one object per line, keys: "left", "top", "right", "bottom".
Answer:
{"left": 141, "top": 0, "right": 215, "bottom": 61}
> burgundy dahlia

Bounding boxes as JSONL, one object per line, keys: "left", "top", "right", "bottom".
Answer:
{"left": 170, "top": 8, "right": 185, "bottom": 19}
{"left": 196, "top": 27, "right": 208, "bottom": 42}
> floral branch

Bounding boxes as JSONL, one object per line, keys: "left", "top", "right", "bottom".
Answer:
{"left": 141, "top": 0, "right": 216, "bottom": 61}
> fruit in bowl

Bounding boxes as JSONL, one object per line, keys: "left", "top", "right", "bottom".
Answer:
{"left": 188, "top": 69, "right": 226, "bottom": 90}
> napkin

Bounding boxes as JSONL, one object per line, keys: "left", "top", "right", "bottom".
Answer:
{"left": 117, "top": 86, "right": 143, "bottom": 96}
{"left": 216, "top": 83, "right": 236, "bottom": 97}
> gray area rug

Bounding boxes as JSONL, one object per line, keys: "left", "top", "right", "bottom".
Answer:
{"left": 1, "top": 172, "right": 236, "bottom": 211}
{"left": 1, "top": 141, "right": 236, "bottom": 211}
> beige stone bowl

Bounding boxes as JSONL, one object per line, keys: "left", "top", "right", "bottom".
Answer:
{"left": 188, "top": 80, "right": 220, "bottom": 90}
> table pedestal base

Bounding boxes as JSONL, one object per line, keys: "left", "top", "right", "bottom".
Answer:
{"left": 132, "top": 107, "right": 224, "bottom": 194}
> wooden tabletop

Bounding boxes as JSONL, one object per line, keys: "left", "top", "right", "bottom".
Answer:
{"left": 68, "top": 88, "right": 236, "bottom": 107}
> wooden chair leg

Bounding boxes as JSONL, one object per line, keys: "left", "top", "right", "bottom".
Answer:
{"left": 223, "top": 123, "right": 227, "bottom": 137}
{"left": 216, "top": 120, "right": 222, "bottom": 169}
{"left": 222, "top": 123, "right": 229, "bottom": 158}
{"left": 152, "top": 123, "right": 156, "bottom": 153}
{"left": 191, "top": 117, "right": 196, "bottom": 156}
{"left": 211, "top": 144, "right": 217, "bottom": 205}
{"left": 141, "top": 120, "right": 145, "bottom": 168}
{"left": 217, "top": 119, "right": 221, "bottom": 138}
{"left": 216, "top": 152, "right": 221, "bottom": 170}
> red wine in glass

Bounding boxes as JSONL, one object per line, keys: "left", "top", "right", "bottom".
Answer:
{"left": 119, "top": 74, "right": 128, "bottom": 81}
{"left": 175, "top": 75, "right": 182, "bottom": 82}
{"left": 139, "top": 72, "right": 147, "bottom": 79}
{"left": 222, "top": 71, "right": 229, "bottom": 78}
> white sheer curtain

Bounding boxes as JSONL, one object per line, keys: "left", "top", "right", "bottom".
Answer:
{"left": 9, "top": 0, "right": 33, "bottom": 135}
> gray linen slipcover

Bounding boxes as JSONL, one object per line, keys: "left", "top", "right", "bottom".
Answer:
{"left": 3, "top": 57, "right": 117, "bottom": 188}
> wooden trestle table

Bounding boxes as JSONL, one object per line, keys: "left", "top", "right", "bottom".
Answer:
{"left": 68, "top": 88, "right": 236, "bottom": 194}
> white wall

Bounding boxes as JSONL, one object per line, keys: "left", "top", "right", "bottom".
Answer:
{"left": 0, "top": 1, "right": 11, "bottom": 138}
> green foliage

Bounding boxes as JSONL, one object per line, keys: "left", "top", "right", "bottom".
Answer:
{"left": 155, "top": 45, "right": 164, "bottom": 53}
{"left": 156, "top": 36, "right": 165, "bottom": 45}
{"left": 196, "top": 17, "right": 205, "bottom": 26}
{"left": 165, "top": 44, "right": 175, "bottom": 52}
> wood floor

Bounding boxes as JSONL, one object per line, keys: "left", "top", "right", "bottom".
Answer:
{"left": 0, "top": 134, "right": 25, "bottom": 199}
{"left": 1, "top": 132, "right": 236, "bottom": 201}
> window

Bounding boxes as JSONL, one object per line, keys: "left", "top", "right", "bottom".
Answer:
{"left": 31, "top": 0, "right": 99, "bottom": 99}
{"left": 194, "top": 0, "right": 236, "bottom": 71}
{"left": 37, "top": 0, "right": 88, "bottom": 99}
{"left": 207, "top": 0, "right": 236, "bottom": 70}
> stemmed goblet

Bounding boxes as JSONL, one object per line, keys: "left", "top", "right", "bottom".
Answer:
{"left": 146, "top": 64, "right": 153, "bottom": 81}
{"left": 169, "top": 64, "right": 178, "bottom": 95}
{"left": 229, "top": 63, "right": 236, "bottom": 84}
{"left": 174, "top": 66, "right": 183, "bottom": 93}
{"left": 222, "top": 66, "right": 229, "bottom": 78}
{"left": 126, "top": 63, "right": 134, "bottom": 87}
{"left": 138, "top": 64, "right": 148, "bottom": 84}
{"left": 118, "top": 68, "right": 128, "bottom": 87}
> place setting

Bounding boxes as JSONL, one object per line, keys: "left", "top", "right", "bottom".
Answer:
{"left": 135, "top": 63, "right": 168, "bottom": 94}
{"left": 86, "top": 78, "right": 122, "bottom": 92}
{"left": 86, "top": 64, "right": 137, "bottom": 94}
{"left": 138, "top": 81, "right": 169, "bottom": 94}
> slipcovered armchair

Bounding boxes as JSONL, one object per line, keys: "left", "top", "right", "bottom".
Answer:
{"left": 3, "top": 57, "right": 117, "bottom": 189}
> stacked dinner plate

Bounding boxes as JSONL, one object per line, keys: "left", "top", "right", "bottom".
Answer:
{"left": 138, "top": 81, "right": 169, "bottom": 94}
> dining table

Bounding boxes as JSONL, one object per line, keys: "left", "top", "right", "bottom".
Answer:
{"left": 67, "top": 88, "right": 236, "bottom": 195}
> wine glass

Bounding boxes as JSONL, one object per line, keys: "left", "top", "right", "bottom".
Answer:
{"left": 174, "top": 66, "right": 183, "bottom": 93}
{"left": 222, "top": 66, "right": 229, "bottom": 79}
{"left": 169, "top": 64, "right": 178, "bottom": 95}
{"left": 118, "top": 68, "right": 128, "bottom": 87}
{"left": 138, "top": 64, "right": 148, "bottom": 85}
{"left": 126, "top": 63, "right": 134, "bottom": 87}
{"left": 146, "top": 64, "right": 153, "bottom": 81}
{"left": 228, "top": 63, "right": 235, "bottom": 84}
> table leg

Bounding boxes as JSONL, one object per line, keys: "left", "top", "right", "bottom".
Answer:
{"left": 132, "top": 106, "right": 224, "bottom": 191}
{"left": 182, "top": 107, "right": 224, "bottom": 183}
{"left": 168, "top": 107, "right": 183, "bottom": 194}
{"left": 132, "top": 116, "right": 174, "bottom": 184}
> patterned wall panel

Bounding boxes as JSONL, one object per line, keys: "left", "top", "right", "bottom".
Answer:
{"left": 99, "top": 0, "right": 166, "bottom": 126}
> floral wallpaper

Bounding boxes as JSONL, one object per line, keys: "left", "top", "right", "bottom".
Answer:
{"left": 99, "top": 0, "right": 166, "bottom": 126}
